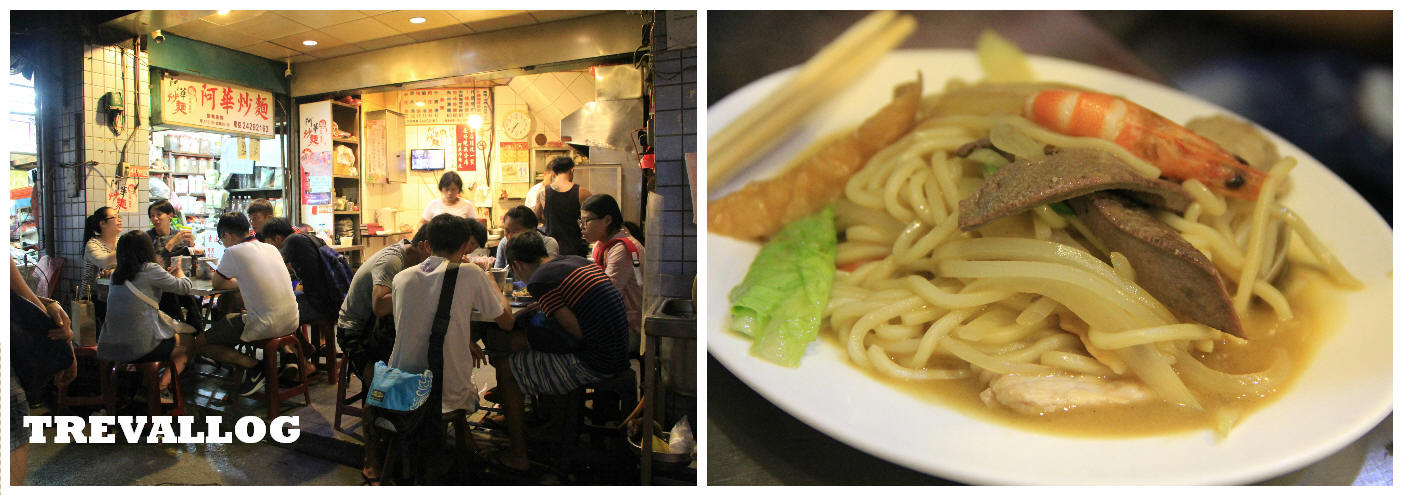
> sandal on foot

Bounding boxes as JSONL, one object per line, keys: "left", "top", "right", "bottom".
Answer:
{"left": 361, "top": 472, "right": 381, "bottom": 486}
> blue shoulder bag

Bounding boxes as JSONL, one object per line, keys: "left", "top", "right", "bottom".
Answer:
{"left": 367, "top": 262, "right": 459, "bottom": 418}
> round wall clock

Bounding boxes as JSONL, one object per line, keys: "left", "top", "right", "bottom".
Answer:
{"left": 501, "top": 110, "right": 532, "bottom": 140}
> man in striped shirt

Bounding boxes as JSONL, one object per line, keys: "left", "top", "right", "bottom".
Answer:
{"left": 496, "top": 231, "right": 630, "bottom": 472}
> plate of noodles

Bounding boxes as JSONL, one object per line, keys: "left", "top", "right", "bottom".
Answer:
{"left": 706, "top": 48, "right": 1391, "bottom": 485}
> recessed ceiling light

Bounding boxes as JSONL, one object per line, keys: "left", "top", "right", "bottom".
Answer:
{"left": 217, "top": 10, "right": 230, "bottom": 15}
{"left": 302, "top": 40, "right": 318, "bottom": 46}
{"left": 409, "top": 17, "right": 427, "bottom": 24}
{"left": 416, "top": 101, "right": 425, "bottom": 107}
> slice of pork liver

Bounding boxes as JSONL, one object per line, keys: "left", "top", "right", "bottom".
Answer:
{"left": 959, "top": 148, "right": 1192, "bottom": 231}
{"left": 1069, "top": 192, "right": 1244, "bottom": 337}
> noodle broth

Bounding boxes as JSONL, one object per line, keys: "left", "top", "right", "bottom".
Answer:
{"left": 821, "top": 266, "right": 1345, "bottom": 437}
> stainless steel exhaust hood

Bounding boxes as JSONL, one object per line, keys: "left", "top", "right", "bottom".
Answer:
{"left": 561, "top": 64, "right": 643, "bottom": 150}
{"left": 561, "top": 99, "right": 643, "bottom": 150}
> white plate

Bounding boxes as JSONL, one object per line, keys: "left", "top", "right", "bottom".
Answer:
{"left": 706, "top": 49, "right": 1393, "bottom": 485}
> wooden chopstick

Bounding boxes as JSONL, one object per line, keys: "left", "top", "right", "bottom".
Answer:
{"left": 708, "top": 11, "right": 917, "bottom": 188}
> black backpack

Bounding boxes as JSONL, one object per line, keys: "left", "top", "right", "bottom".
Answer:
{"left": 296, "top": 233, "right": 354, "bottom": 315}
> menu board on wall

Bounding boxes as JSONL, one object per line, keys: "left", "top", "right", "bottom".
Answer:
{"left": 400, "top": 88, "right": 491, "bottom": 126}
{"left": 159, "top": 73, "right": 275, "bottom": 138}
{"left": 299, "top": 101, "right": 332, "bottom": 206}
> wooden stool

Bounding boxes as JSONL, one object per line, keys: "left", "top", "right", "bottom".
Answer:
{"left": 557, "top": 369, "right": 638, "bottom": 475}
{"left": 250, "top": 333, "right": 311, "bottom": 419}
{"left": 377, "top": 409, "right": 480, "bottom": 484}
{"left": 334, "top": 357, "right": 366, "bottom": 432}
{"left": 55, "top": 345, "right": 116, "bottom": 414}
{"left": 108, "top": 359, "right": 184, "bottom": 416}
{"left": 442, "top": 409, "right": 480, "bottom": 458}
{"left": 301, "top": 319, "right": 338, "bottom": 384}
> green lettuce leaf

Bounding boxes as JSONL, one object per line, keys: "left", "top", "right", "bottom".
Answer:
{"left": 728, "top": 204, "right": 837, "bottom": 366}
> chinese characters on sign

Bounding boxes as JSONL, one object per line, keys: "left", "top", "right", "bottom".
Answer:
{"left": 161, "top": 73, "right": 274, "bottom": 138}
{"left": 455, "top": 125, "right": 477, "bottom": 171}
{"left": 399, "top": 88, "right": 491, "bottom": 126}
{"left": 299, "top": 101, "right": 333, "bottom": 206}
{"left": 107, "top": 177, "right": 138, "bottom": 212}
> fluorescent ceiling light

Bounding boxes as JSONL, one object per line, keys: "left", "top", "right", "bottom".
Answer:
{"left": 409, "top": 17, "right": 427, "bottom": 24}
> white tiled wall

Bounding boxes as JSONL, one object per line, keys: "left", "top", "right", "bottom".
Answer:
{"left": 360, "top": 71, "right": 595, "bottom": 230}
{"left": 505, "top": 70, "right": 595, "bottom": 141}
{"left": 53, "top": 43, "right": 153, "bottom": 299}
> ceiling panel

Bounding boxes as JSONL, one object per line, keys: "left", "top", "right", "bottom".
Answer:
{"left": 372, "top": 10, "right": 461, "bottom": 33}
{"left": 353, "top": 34, "right": 418, "bottom": 51}
{"left": 223, "top": 12, "right": 314, "bottom": 40}
{"left": 289, "top": 53, "right": 320, "bottom": 64}
{"left": 463, "top": 12, "right": 538, "bottom": 34}
{"left": 402, "top": 24, "right": 472, "bottom": 43}
{"left": 198, "top": 10, "right": 267, "bottom": 27}
{"left": 318, "top": 17, "right": 401, "bottom": 44}
{"left": 166, "top": 22, "right": 263, "bottom": 51}
{"left": 303, "top": 44, "right": 364, "bottom": 60}
{"left": 268, "top": 29, "right": 348, "bottom": 52}
{"left": 152, "top": 9, "right": 619, "bottom": 66}
{"left": 236, "top": 41, "right": 303, "bottom": 61}
{"left": 275, "top": 10, "right": 368, "bottom": 29}
{"left": 445, "top": 10, "right": 526, "bottom": 24}
{"left": 528, "top": 11, "right": 599, "bottom": 23}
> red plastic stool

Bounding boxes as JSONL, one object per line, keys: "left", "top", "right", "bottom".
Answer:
{"left": 55, "top": 345, "right": 115, "bottom": 414}
{"left": 108, "top": 359, "right": 185, "bottom": 416}
{"left": 250, "top": 333, "right": 311, "bottom": 419}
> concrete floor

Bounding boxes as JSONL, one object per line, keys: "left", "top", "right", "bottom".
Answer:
{"left": 22, "top": 355, "right": 657, "bottom": 485}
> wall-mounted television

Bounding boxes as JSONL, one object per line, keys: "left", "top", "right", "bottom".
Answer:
{"left": 410, "top": 149, "right": 446, "bottom": 170}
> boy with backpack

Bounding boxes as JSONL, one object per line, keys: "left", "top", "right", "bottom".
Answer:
{"left": 261, "top": 218, "right": 354, "bottom": 376}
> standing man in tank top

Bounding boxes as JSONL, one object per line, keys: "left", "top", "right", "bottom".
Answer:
{"left": 542, "top": 156, "right": 591, "bottom": 256}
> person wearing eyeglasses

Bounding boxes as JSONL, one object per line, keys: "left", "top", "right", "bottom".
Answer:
{"left": 580, "top": 194, "right": 645, "bottom": 339}
{"left": 81, "top": 207, "right": 122, "bottom": 327}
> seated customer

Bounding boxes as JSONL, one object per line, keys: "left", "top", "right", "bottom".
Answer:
{"left": 261, "top": 218, "right": 337, "bottom": 324}
{"left": 247, "top": 199, "right": 274, "bottom": 241}
{"left": 146, "top": 200, "right": 203, "bottom": 329}
{"left": 337, "top": 227, "right": 431, "bottom": 484}
{"left": 98, "top": 230, "right": 193, "bottom": 389}
{"left": 495, "top": 231, "right": 630, "bottom": 471}
{"left": 388, "top": 215, "right": 513, "bottom": 418}
{"left": 198, "top": 212, "right": 299, "bottom": 396}
{"left": 493, "top": 205, "right": 560, "bottom": 273}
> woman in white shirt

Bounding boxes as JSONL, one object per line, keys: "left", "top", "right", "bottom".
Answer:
{"left": 420, "top": 171, "right": 477, "bottom": 226}
{"left": 81, "top": 207, "right": 122, "bottom": 328}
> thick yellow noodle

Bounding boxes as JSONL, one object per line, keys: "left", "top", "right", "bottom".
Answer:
{"left": 825, "top": 106, "right": 1359, "bottom": 429}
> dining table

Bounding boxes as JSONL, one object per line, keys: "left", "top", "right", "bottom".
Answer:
{"left": 706, "top": 10, "right": 1393, "bottom": 486}
{"left": 95, "top": 276, "right": 236, "bottom": 297}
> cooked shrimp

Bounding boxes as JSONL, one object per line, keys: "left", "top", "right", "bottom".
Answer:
{"left": 1022, "top": 89, "right": 1267, "bottom": 200}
